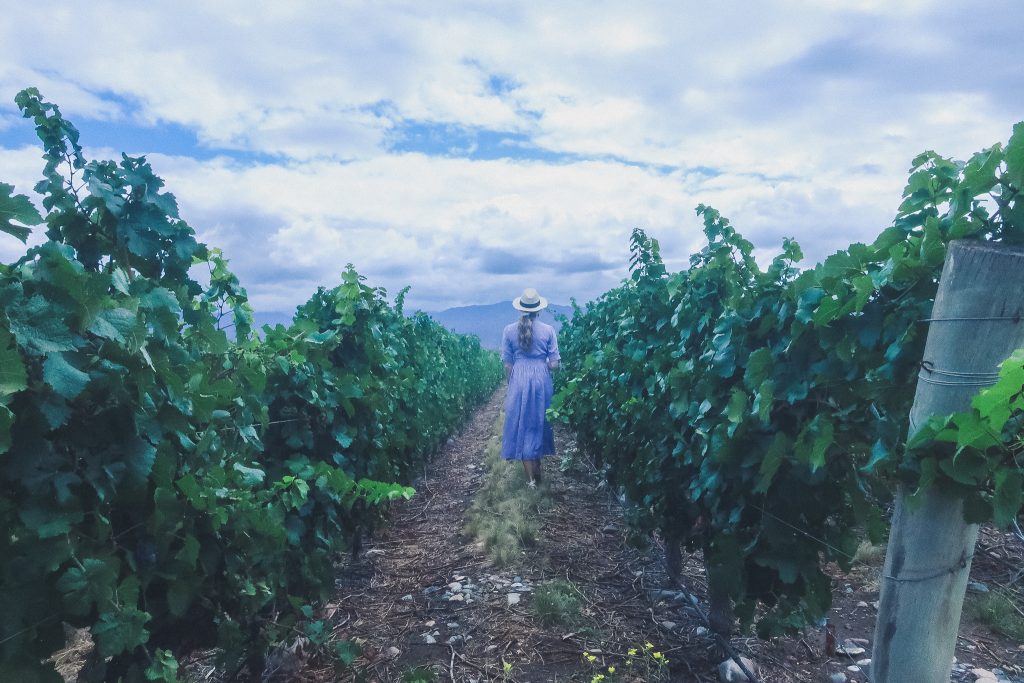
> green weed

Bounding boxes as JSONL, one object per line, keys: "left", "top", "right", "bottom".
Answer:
{"left": 532, "top": 579, "right": 583, "bottom": 627}
{"left": 402, "top": 665, "right": 436, "bottom": 682}
{"left": 966, "top": 588, "right": 1024, "bottom": 641}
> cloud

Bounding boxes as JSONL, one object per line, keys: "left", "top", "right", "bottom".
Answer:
{"left": 1, "top": 0, "right": 1022, "bottom": 314}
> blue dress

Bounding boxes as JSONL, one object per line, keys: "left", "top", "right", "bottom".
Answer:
{"left": 501, "top": 320, "right": 560, "bottom": 460}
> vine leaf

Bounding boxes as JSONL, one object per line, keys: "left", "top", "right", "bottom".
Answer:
{"left": 42, "top": 353, "right": 90, "bottom": 400}
{"left": 0, "top": 183, "right": 42, "bottom": 242}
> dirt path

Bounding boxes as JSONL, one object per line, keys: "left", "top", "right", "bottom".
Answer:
{"left": 292, "top": 388, "right": 1023, "bottom": 683}
{"left": 313, "top": 388, "right": 706, "bottom": 682}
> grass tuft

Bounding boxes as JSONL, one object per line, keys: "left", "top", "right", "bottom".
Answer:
{"left": 533, "top": 579, "right": 583, "bottom": 627}
{"left": 852, "top": 540, "right": 886, "bottom": 564}
{"left": 966, "top": 588, "right": 1024, "bottom": 641}
{"left": 402, "top": 665, "right": 437, "bottom": 682}
{"left": 464, "top": 411, "right": 550, "bottom": 567}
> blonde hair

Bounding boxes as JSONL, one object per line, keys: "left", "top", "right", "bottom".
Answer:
{"left": 518, "top": 312, "right": 537, "bottom": 350}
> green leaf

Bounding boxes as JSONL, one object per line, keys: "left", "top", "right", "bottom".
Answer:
{"left": 93, "top": 607, "right": 150, "bottom": 657}
{"left": 992, "top": 469, "right": 1023, "bottom": 528}
{"left": 145, "top": 649, "right": 180, "bottom": 682}
{"left": 233, "top": 462, "right": 266, "bottom": 486}
{"left": 754, "top": 433, "right": 789, "bottom": 493}
{"left": 42, "top": 353, "right": 90, "bottom": 400}
{"left": 0, "top": 405, "right": 14, "bottom": 454}
{"left": 725, "top": 388, "right": 747, "bottom": 424}
{"left": 87, "top": 307, "right": 139, "bottom": 344}
{"left": 166, "top": 581, "right": 193, "bottom": 618}
{"left": 0, "top": 329, "right": 27, "bottom": 400}
{"left": 111, "top": 267, "right": 132, "bottom": 295}
{"left": 19, "top": 505, "right": 83, "bottom": 538}
{"left": 1004, "top": 121, "right": 1024, "bottom": 190}
{"left": 125, "top": 437, "right": 157, "bottom": 486}
{"left": 808, "top": 417, "right": 834, "bottom": 471}
{"left": 333, "top": 639, "right": 361, "bottom": 667}
{"left": 7, "top": 295, "right": 76, "bottom": 355}
{"left": 743, "top": 348, "right": 773, "bottom": 389}
{"left": 56, "top": 558, "right": 118, "bottom": 615}
{"left": 0, "top": 182, "right": 42, "bottom": 242}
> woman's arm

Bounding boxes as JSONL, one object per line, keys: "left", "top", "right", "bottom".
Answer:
{"left": 547, "top": 328, "right": 561, "bottom": 371}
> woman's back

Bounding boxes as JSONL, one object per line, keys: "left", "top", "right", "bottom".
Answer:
{"left": 501, "top": 319, "right": 558, "bottom": 363}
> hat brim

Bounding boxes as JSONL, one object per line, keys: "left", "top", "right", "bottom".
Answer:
{"left": 513, "top": 296, "right": 548, "bottom": 312}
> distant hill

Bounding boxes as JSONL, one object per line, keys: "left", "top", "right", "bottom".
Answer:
{"left": 428, "top": 301, "right": 574, "bottom": 351}
{"left": 250, "top": 303, "right": 574, "bottom": 351}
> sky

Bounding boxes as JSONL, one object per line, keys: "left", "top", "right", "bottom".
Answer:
{"left": 0, "top": 1, "right": 1022, "bottom": 315}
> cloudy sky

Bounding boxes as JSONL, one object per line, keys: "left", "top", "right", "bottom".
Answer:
{"left": 1, "top": 2, "right": 1021, "bottom": 314}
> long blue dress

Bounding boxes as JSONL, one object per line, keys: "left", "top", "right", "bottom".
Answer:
{"left": 501, "top": 319, "right": 560, "bottom": 460}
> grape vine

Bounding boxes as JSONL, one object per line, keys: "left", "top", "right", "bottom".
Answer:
{"left": 552, "top": 122, "right": 1024, "bottom": 637}
{"left": 0, "top": 89, "right": 503, "bottom": 683}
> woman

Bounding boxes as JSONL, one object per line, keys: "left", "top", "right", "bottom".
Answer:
{"left": 501, "top": 287, "right": 560, "bottom": 486}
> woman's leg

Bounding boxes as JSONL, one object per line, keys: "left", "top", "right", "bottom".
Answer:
{"left": 521, "top": 459, "right": 541, "bottom": 485}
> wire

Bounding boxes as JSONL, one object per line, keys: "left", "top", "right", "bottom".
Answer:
{"left": 919, "top": 361, "right": 1000, "bottom": 379}
{"left": 753, "top": 505, "right": 858, "bottom": 563}
{"left": 917, "top": 360, "right": 1001, "bottom": 387}
{"left": 918, "top": 316, "right": 1021, "bottom": 323}
{"left": 916, "top": 375, "right": 998, "bottom": 387}
{"left": 883, "top": 552, "right": 973, "bottom": 584}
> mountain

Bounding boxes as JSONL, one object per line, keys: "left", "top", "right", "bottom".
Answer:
{"left": 428, "top": 301, "right": 574, "bottom": 351}
{"left": 250, "top": 303, "right": 575, "bottom": 352}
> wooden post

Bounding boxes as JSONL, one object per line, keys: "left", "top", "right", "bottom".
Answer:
{"left": 871, "top": 240, "right": 1024, "bottom": 683}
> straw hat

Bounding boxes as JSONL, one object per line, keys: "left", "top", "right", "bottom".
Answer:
{"left": 513, "top": 287, "right": 548, "bottom": 313}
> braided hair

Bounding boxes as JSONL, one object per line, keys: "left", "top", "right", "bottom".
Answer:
{"left": 517, "top": 312, "right": 537, "bottom": 351}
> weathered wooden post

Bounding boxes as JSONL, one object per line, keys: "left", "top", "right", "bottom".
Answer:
{"left": 871, "top": 240, "right": 1024, "bottom": 683}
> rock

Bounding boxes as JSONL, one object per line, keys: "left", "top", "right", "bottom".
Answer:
{"left": 718, "top": 656, "right": 757, "bottom": 682}
{"left": 422, "top": 635, "right": 437, "bottom": 645}
{"left": 425, "top": 620, "right": 435, "bottom": 627}
{"left": 448, "top": 593, "right": 465, "bottom": 602}
{"left": 855, "top": 658, "right": 871, "bottom": 666}
{"left": 836, "top": 645, "right": 865, "bottom": 657}
{"left": 660, "top": 620, "right": 677, "bottom": 630}
{"left": 446, "top": 635, "right": 465, "bottom": 647}
{"left": 401, "top": 594, "right": 413, "bottom": 602}
{"left": 695, "top": 626, "right": 709, "bottom": 637}
{"left": 648, "top": 589, "right": 687, "bottom": 603}
{"left": 423, "top": 585, "right": 442, "bottom": 595}
{"left": 485, "top": 645, "right": 498, "bottom": 653}
{"left": 513, "top": 576, "right": 522, "bottom": 583}
{"left": 446, "top": 622, "right": 460, "bottom": 629}
{"left": 365, "top": 548, "right": 386, "bottom": 556}
{"left": 856, "top": 601, "right": 869, "bottom": 608}
{"left": 507, "top": 593, "right": 521, "bottom": 605}
{"left": 827, "top": 673, "right": 847, "bottom": 683}
{"left": 385, "top": 646, "right": 401, "bottom": 659}
{"left": 447, "top": 582, "right": 463, "bottom": 592}
{"left": 602, "top": 524, "right": 617, "bottom": 533}
{"left": 844, "top": 586, "right": 854, "bottom": 594}
{"left": 453, "top": 575, "right": 466, "bottom": 581}
{"left": 971, "top": 668, "right": 998, "bottom": 681}
{"left": 968, "top": 581, "right": 990, "bottom": 594}
{"left": 846, "top": 665, "right": 861, "bottom": 673}
{"left": 846, "top": 638, "right": 869, "bottom": 647}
